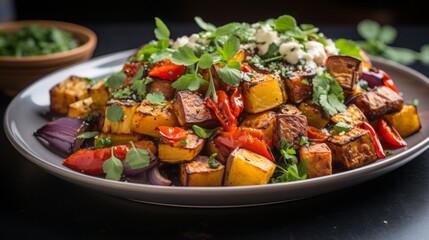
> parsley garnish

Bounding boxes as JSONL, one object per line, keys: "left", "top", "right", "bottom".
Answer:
{"left": 217, "top": 67, "right": 241, "bottom": 87}
{"left": 180, "top": 138, "right": 190, "bottom": 145}
{"left": 106, "top": 71, "right": 127, "bottom": 90}
{"left": 106, "top": 104, "right": 124, "bottom": 122}
{"left": 271, "top": 140, "right": 308, "bottom": 183}
{"left": 171, "top": 46, "right": 199, "bottom": 66}
{"left": 95, "top": 137, "right": 113, "bottom": 149}
{"left": 77, "top": 131, "right": 99, "bottom": 139}
{"left": 334, "top": 122, "right": 352, "bottom": 133}
{"left": 335, "top": 38, "right": 363, "bottom": 60}
{"left": 208, "top": 153, "right": 220, "bottom": 169}
{"left": 103, "top": 148, "right": 123, "bottom": 181}
{"left": 146, "top": 91, "right": 166, "bottom": 105}
{"left": 125, "top": 141, "right": 150, "bottom": 169}
{"left": 194, "top": 16, "right": 217, "bottom": 32}
{"left": 312, "top": 73, "right": 346, "bottom": 116}
{"left": 192, "top": 125, "right": 218, "bottom": 139}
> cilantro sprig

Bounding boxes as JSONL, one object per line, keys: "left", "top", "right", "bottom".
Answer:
{"left": 271, "top": 140, "right": 308, "bottom": 183}
{"left": 103, "top": 148, "right": 123, "bottom": 181}
{"left": 312, "top": 73, "right": 346, "bottom": 116}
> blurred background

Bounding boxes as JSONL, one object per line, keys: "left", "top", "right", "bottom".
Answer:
{"left": 1, "top": 0, "right": 428, "bottom": 26}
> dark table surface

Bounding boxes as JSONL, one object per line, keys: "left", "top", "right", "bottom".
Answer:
{"left": 2, "top": 23, "right": 429, "bottom": 240}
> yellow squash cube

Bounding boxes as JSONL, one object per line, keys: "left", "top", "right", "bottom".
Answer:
{"left": 131, "top": 100, "right": 179, "bottom": 138}
{"left": 158, "top": 130, "right": 205, "bottom": 163}
{"left": 243, "top": 73, "right": 286, "bottom": 114}
{"left": 102, "top": 99, "right": 138, "bottom": 134}
{"left": 299, "top": 143, "right": 332, "bottom": 178}
{"left": 67, "top": 97, "right": 94, "bottom": 118}
{"left": 88, "top": 80, "right": 109, "bottom": 109}
{"left": 180, "top": 155, "right": 225, "bottom": 186}
{"left": 384, "top": 104, "right": 421, "bottom": 138}
{"left": 223, "top": 148, "right": 276, "bottom": 186}
{"left": 50, "top": 75, "right": 91, "bottom": 114}
{"left": 298, "top": 101, "right": 329, "bottom": 129}
{"left": 331, "top": 104, "right": 367, "bottom": 127}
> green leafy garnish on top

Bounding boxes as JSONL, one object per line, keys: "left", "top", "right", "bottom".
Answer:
{"left": 312, "top": 73, "right": 346, "bottom": 116}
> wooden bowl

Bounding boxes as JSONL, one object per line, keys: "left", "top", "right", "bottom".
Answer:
{"left": 0, "top": 20, "right": 97, "bottom": 96}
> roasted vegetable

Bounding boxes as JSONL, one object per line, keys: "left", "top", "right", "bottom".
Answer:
{"left": 148, "top": 77, "right": 176, "bottom": 100}
{"left": 102, "top": 99, "right": 138, "bottom": 134}
{"left": 277, "top": 104, "right": 302, "bottom": 115}
{"left": 50, "top": 75, "right": 91, "bottom": 114}
{"left": 354, "top": 86, "right": 404, "bottom": 121}
{"left": 173, "top": 90, "right": 217, "bottom": 128}
{"left": 88, "top": 80, "right": 110, "bottom": 109}
{"left": 132, "top": 99, "right": 179, "bottom": 137}
{"left": 273, "top": 114, "right": 308, "bottom": 150}
{"left": 67, "top": 97, "right": 94, "bottom": 118}
{"left": 383, "top": 104, "right": 421, "bottom": 138}
{"left": 223, "top": 147, "right": 276, "bottom": 186}
{"left": 205, "top": 136, "right": 231, "bottom": 164}
{"left": 284, "top": 71, "right": 314, "bottom": 104}
{"left": 299, "top": 143, "right": 332, "bottom": 178}
{"left": 94, "top": 133, "right": 150, "bottom": 150}
{"left": 240, "top": 111, "right": 276, "bottom": 148}
{"left": 327, "top": 128, "right": 378, "bottom": 169}
{"left": 331, "top": 104, "right": 367, "bottom": 126}
{"left": 298, "top": 100, "right": 330, "bottom": 129}
{"left": 180, "top": 155, "right": 225, "bottom": 186}
{"left": 326, "top": 55, "right": 362, "bottom": 94}
{"left": 158, "top": 129, "right": 205, "bottom": 163}
{"left": 242, "top": 73, "right": 286, "bottom": 114}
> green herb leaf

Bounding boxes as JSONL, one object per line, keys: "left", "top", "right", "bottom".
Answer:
{"left": 406, "top": 98, "right": 420, "bottom": 106}
{"left": 217, "top": 67, "right": 241, "bottom": 86}
{"left": 383, "top": 46, "right": 418, "bottom": 65}
{"left": 357, "top": 19, "right": 380, "bottom": 41}
{"left": 85, "top": 77, "right": 98, "bottom": 86}
{"left": 171, "top": 45, "right": 200, "bottom": 66}
{"left": 192, "top": 125, "right": 218, "bottom": 139}
{"left": 335, "top": 38, "right": 363, "bottom": 60}
{"left": 420, "top": 44, "right": 429, "bottom": 65}
{"left": 299, "top": 136, "right": 310, "bottom": 147}
{"left": 214, "top": 22, "right": 240, "bottom": 37}
{"left": 199, "top": 53, "right": 214, "bottom": 69}
{"left": 180, "top": 138, "right": 190, "bottom": 145}
{"left": 131, "top": 65, "right": 144, "bottom": 82}
{"left": 194, "top": 16, "right": 217, "bottom": 32}
{"left": 172, "top": 74, "right": 208, "bottom": 91}
{"left": 149, "top": 50, "right": 171, "bottom": 63}
{"left": 312, "top": 73, "right": 346, "bottom": 116}
{"left": 103, "top": 148, "right": 123, "bottom": 181}
{"left": 95, "top": 137, "right": 113, "bottom": 149}
{"left": 208, "top": 153, "right": 220, "bottom": 169}
{"left": 378, "top": 25, "right": 397, "bottom": 44}
{"left": 223, "top": 36, "right": 240, "bottom": 61}
{"left": 334, "top": 122, "right": 352, "bottom": 133}
{"left": 125, "top": 141, "right": 150, "bottom": 169}
{"left": 106, "top": 72, "right": 127, "bottom": 90}
{"left": 274, "top": 15, "right": 297, "bottom": 32}
{"left": 111, "top": 88, "right": 133, "bottom": 100}
{"left": 77, "top": 131, "right": 99, "bottom": 139}
{"left": 146, "top": 91, "right": 166, "bottom": 105}
{"left": 106, "top": 104, "right": 124, "bottom": 122}
{"left": 154, "top": 17, "right": 170, "bottom": 40}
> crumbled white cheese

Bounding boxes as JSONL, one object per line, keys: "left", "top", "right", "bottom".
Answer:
{"left": 279, "top": 41, "right": 304, "bottom": 65}
{"left": 172, "top": 34, "right": 200, "bottom": 49}
{"left": 325, "top": 39, "right": 339, "bottom": 56}
{"left": 254, "top": 25, "right": 280, "bottom": 55}
{"left": 305, "top": 41, "right": 327, "bottom": 66}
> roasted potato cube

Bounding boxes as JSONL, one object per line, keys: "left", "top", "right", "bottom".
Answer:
{"left": 158, "top": 130, "right": 205, "bottom": 163}
{"left": 384, "top": 104, "right": 421, "bottom": 137}
{"left": 173, "top": 90, "right": 217, "bottom": 128}
{"left": 102, "top": 99, "right": 138, "bottom": 134}
{"left": 131, "top": 100, "right": 179, "bottom": 137}
{"left": 50, "top": 75, "right": 91, "bottom": 114}
{"left": 180, "top": 155, "right": 225, "bottom": 186}
{"left": 284, "top": 71, "right": 314, "bottom": 104}
{"left": 274, "top": 114, "right": 308, "bottom": 150}
{"left": 148, "top": 77, "right": 176, "bottom": 100}
{"left": 223, "top": 147, "right": 276, "bottom": 186}
{"left": 326, "top": 55, "right": 362, "bottom": 94}
{"left": 354, "top": 86, "right": 404, "bottom": 121}
{"left": 94, "top": 132, "right": 144, "bottom": 147}
{"left": 327, "top": 128, "right": 378, "bottom": 170}
{"left": 205, "top": 137, "right": 231, "bottom": 165}
{"left": 88, "top": 80, "right": 109, "bottom": 109}
{"left": 240, "top": 111, "right": 276, "bottom": 148}
{"left": 67, "top": 97, "right": 94, "bottom": 118}
{"left": 299, "top": 143, "right": 332, "bottom": 178}
{"left": 277, "top": 103, "right": 302, "bottom": 115}
{"left": 298, "top": 100, "right": 330, "bottom": 129}
{"left": 243, "top": 73, "right": 286, "bottom": 114}
{"left": 331, "top": 104, "right": 367, "bottom": 127}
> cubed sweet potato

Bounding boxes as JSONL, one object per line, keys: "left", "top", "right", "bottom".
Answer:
{"left": 326, "top": 55, "right": 362, "bottom": 94}
{"left": 180, "top": 155, "right": 225, "bottom": 186}
{"left": 240, "top": 111, "right": 276, "bottom": 148}
{"left": 298, "top": 100, "right": 330, "bottom": 129}
{"left": 284, "top": 71, "right": 314, "bottom": 104}
{"left": 331, "top": 104, "right": 367, "bottom": 126}
{"left": 299, "top": 143, "right": 332, "bottom": 178}
{"left": 273, "top": 114, "right": 308, "bottom": 150}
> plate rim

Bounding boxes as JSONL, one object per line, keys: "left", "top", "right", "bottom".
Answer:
{"left": 5, "top": 50, "right": 429, "bottom": 207}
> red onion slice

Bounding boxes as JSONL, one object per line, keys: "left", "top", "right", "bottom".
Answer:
{"left": 147, "top": 165, "right": 172, "bottom": 186}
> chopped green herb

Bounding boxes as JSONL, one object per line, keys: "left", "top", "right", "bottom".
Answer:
{"left": 385, "top": 150, "right": 394, "bottom": 156}
{"left": 95, "top": 137, "right": 113, "bottom": 149}
{"left": 180, "top": 138, "right": 190, "bottom": 145}
{"left": 217, "top": 66, "right": 241, "bottom": 86}
{"left": 77, "top": 131, "right": 99, "bottom": 139}
{"left": 103, "top": 148, "right": 123, "bottom": 181}
{"left": 171, "top": 45, "right": 199, "bottom": 66}
{"left": 106, "top": 104, "right": 124, "bottom": 122}
{"left": 106, "top": 71, "right": 127, "bottom": 90}
{"left": 208, "top": 153, "right": 220, "bottom": 169}
{"left": 312, "top": 73, "right": 346, "bottom": 116}
{"left": 146, "top": 91, "right": 166, "bottom": 105}
{"left": 358, "top": 80, "right": 369, "bottom": 90}
{"left": 334, "top": 122, "right": 352, "bottom": 133}
{"left": 299, "top": 136, "right": 310, "bottom": 147}
{"left": 154, "top": 17, "right": 170, "bottom": 40}
{"left": 125, "top": 141, "right": 150, "bottom": 169}
{"left": 85, "top": 77, "right": 99, "bottom": 86}
{"left": 192, "top": 125, "right": 218, "bottom": 139}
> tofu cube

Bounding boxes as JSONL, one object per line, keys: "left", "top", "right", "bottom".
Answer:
{"left": 224, "top": 147, "right": 276, "bottom": 186}
{"left": 299, "top": 143, "right": 332, "bottom": 178}
{"left": 180, "top": 155, "right": 225, "bottom": 186}
{"left": 132, "top": 100, "right": 179, "bottom": 137}
{"left": 243, "top": 73, "right": 286, "bottom": 114}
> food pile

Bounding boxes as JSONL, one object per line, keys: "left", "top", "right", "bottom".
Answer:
{"left": 34, "top": 15, "right": 421, "bottom": 186}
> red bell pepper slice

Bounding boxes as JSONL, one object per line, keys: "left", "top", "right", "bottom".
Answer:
{"left": 359, "top": 121, "right": 386, "bottom": 158}
{"left": 307, "top": 126, "right": 329, "bottom": 143}
{"left": 63, "top": 145, "right": 130, "bottom": 176}
{"left": 240, "top": 63, "right": 253, "bottom": 72}
{"left": 229, "top": 87, "right": 244, "bottom": 117}
{"left": 215, "top": 127, "right": 274, "bottom": 162}
{"left": 148, "top": 59, "right": 186, "bottom": 81}
{"left": 206, "top": 90, "right": 238, "bottom": 131}
{"left": 379, "top": 69, "right": 399, "bottom": 94}
{"left": 158, "top": 126, "right": 187, "bottom": 142}
{"left": 377, "top": 118, "right": 407, "bottom": 148}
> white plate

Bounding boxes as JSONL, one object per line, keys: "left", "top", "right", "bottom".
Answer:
{"left": 5, "top": 49, "right": 429, "bottom": 207}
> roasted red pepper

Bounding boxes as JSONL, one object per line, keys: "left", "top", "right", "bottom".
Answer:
{"left": 307, "top": 126, "right": 329, "bottom": 143}
{"left": 240, "top": 63, "right": 253, "bottom": 72}
{"left": 206, "top": 90, "right": 238, "bottom": 131}
{"left": 215, "top": 127, "right": 274, "bottom": 162}
{"left": 379, "top": 69, "right": 399, "bottom": 94}
{"left": 229, "top": 87, "right": 244, "bottom": 117}
{"left": 148, "top": 59, "right": 186, "bottom": 81}
{"left": 158, "top": 126, "right": 187, "bottom": 142}
{"left": 378, "top": 118, "right": 407, "bottom": 148}
{"left": 359, "top": 121, "right": 386, "bottom": 158}
{"left": 123, "top": 62, "right": 144, "bottom": 84}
